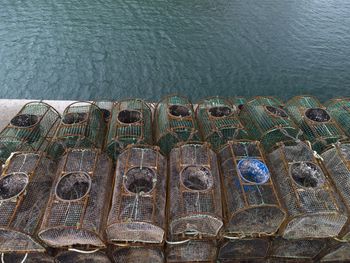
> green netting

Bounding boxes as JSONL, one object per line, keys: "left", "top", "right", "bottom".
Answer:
{"left": 155, "top": 95, "right": 201, "bottom": 155}
{"left": 196, "top": 97, "right": 248, "bottom": 151}
{"left": 48, "top": 102, "right": 106, "bottom": 158}
{"left": 93, "top": 100, "right": 114, "bottom": 123}
{"left": 230, "top": 97, "right": 247, "bottom": 108}
{"left": 0, "top": 102, "right": 60, "bottom": 163}
{"left": 106, "top": 99, "right": 153, "bottom": 160}
{"left": 285, "top": 96, "right": 345, "bottom": 153}
{"left": 239, "top": 96, "right": 302, "bottom": 152}
{"left": 326, "top": 98, "right": 350, "bottom": 138}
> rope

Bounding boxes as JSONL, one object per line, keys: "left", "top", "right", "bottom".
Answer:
{"left": 68, "top": 248, "right": 100, "bottom": 254}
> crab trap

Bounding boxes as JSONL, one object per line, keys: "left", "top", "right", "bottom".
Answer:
{"left": 267, "top": 141, "right": 347, "bottom": 239}
{"left": 0, "top": 252, "right": 54, "bottom": 263}
{"left": 196, "top": 97, "right": 248, "bottom": 151}
{"left": 48, "top": 102, "right": 106, "bottom": 158}
{"left": 218, "top": 141, "right": 285, "bottom": 237}
{"left": 112, "top": 246, "right": 164, "bottom": 263}
{"left": 38, "top": 149, "right": 114, "bottom": 249}
{"left": 326, "top": 98, "right": 350, "bottom": 137}
{"left": 55, "top": 250, "right": 111, "bottom": 263}
{"left": 285, "top": 96, "right": 345, "bottom": 153}
{"left": 106, "top": 146, "right": 167, "bottom": 244}
{"left": 239, "top": 96, "right": 303, "bottom": 152}
{"left": 106, "top": 99, "right": 153, "bottom": 160}
{"left": 155, "top": 95, "right": 201, "bottom": 155}
{"left": 0, "top": 152, "right": 56, "bottom": 253}
{"left": 0, "top": 102, "right": 60, "bottom": 163}
{"left": 319, "top": 242, "right": 350, "bottom": 262}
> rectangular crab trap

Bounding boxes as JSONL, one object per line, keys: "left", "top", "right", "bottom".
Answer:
{"left": 267, "top": 141, "right": 347, "bottom": 239}
{"left": 285, "top": 96, "right": 345, "bottom": 153}
{"left": 195, "top": 97, "right": 249, "bottom": 151}
{"left": 238, "top": 96, "right": 303, "bottom": 152}
{"left": 48, "top": 102, "right": 107, "bottom": 158}
{"left": 106, "top": 145, "right": 167, "bottom": 244}
{"left": 106, "top": 99, "right": 153, "bottom": 161}
{"left": 218, "top": 140, "right": 285, "bottom": 238}
{"left": 38, "top": 148, "right": 114, "bottom": 249}
{"left": 0, "top": 152, "right": 56, "bottom": 254}
{"left": 0, "top": 102, "right": 60, "bottom": 164}
{"left": 111, "top": 246, "right": 164, "bottom": 263}
{"left": 155, "top": 95, "right": 201, "bottom": 155}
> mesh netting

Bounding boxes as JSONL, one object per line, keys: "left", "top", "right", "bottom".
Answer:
{"left": 238, "top": 96, "right": 302, "bottom": 152}
{"left": 326, "top": 98, "right": 350, "bottom": 138}
{"left": 155, "top": 95, "right": 201, "bottom": 155}
{"left": 230, "top": 97, "right": 246, "bottom": 111}
{"left": 112, "top": 246, "right": 164, "bottom": 263}
{"left": 0, "top": 102, "right": 60, "bottom": 163}
{"left": 267, "top": 141, "right": 347, "bottom": 239}
{"left": 93, "top": 100, "right": 113, "bottom": 123}
{"left": 1, "top": 252, "right": 54, "bottom": 263}
{"left": 38, "top": 149, "right": 113, "bottom": 249}
{"left": 55, "top": 250, "right": 111, "bottom": 263}
{"left": 49, "top": 102, "right": 106, "bottom": 158}
{"left": 285, "top": 96, "right": 345, "bottom": 153}
{"left": 106, "top": 99, "right": 153, "bottom": 160}
{"left": 106, "top": 146, "right": 166, "bottom": 244}
{"left": 218, "top": 141, "right": 286, "bottom": 237}
{"left": 196, "top": 97, "right": 248, "bottom": 150}
{"left": 320, "top": 242, "right": 350, "bottom": 262}
{"left": 0, "top": 152, "right": 56, "bottom": 253}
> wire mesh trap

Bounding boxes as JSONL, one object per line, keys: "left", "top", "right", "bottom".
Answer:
{"left": 106, "top": 99, "right": 153, "bottom": 160}
{"left": 285, "top": 96, "right": 345, "bottom": 153}
{"left": 267, "top": 141, "right": 347, "bottom": 239}
{"left": 326, "top": 98, "right": 350, "bottom": 138}
{"left": 155, "top": 95, "right": 201, "bottom": 155}
{"left": 168, "top": 143, "right": 223, "bottom": 239}
{"left": 218, "top": 141, "right": 285, "bottom": 237}
{"left": 48, "top": 102, "right": 106, "bottom": 158}
{"left": 195, "top": 97, "right": 248, "bottom": 151}
{"left": 112, "top": 246, "right": 164, "bottom": 263}
{"left": 0, "top": 152, "right": 56, "bottom": 253}
{"left": 38, "top": 149, "right": 114, "bottom": 249}
{"left": 106, "top": 146, "right": 167, "bottom": 244}
{"left": 238, "top": 96, "right": 302, "bottom": 152}
{"left": 0, "top": 102, "right": 60, "bottom": 164}
{"left": 55, "top": 250, "right": 111, "bottom": 263}
{"left": 320, "top": 242, "right": 350, "bottom": 262}
{"left": 217, "top": 238, "right": 270, "bottom": 262}
{"left": 0, "top": 252, "right": 54, "bottom": 263}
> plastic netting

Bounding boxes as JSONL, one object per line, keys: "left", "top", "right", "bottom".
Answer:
{"left": 155, "top": 95, "right": 201, "bottom": 155}
{"left": 38, "top": 149, "right": 113, "bottom": 249}
{"left": 218, "top": 141, "right": 285, "bottom": 237}
{"left": 0, "top": 253, "right": 54, "bottom": 263}
{"left": 168, "top": 143, "right": 223, "bottom": 238}
{"left": 196, "top": 97, "right": 248, "bottom": 150}
{"left": 267, "top": 141, "right": 347, "bottom": 239}
{"left": 112, "top": 246, "right": 164, "bottom": 263}
{"left": 49, "top": 102, "right": 106, "bottom": 158}
{"left": 230, "top": 97, "right": 247, "bottom": 111}
{"left": 106, "top": 146, "right": 167, "bottom": 244}
{"left": 320, "top": 242, "right": 350, "bottom": 262}
{"left": 326, "top": 98, "right": 350, "bottom": 138}
{"left": 0, "top": 102, "right": 60, "bottom": 163}
{"left": 238, "top": 96, "right": 302, "bottom": 152}
{"left": 55, "top": 250, "right": 111, "bottom": 263}
{"left": 285, "top": 96, "right": 345, "bottom": 153}
{"left": 93, "top": 100, "right": 114, "bottom": 123}
{"left": 106, "top": 99, "right": 153, "bottom": 160}
{"left": 0, "top": 152, "right": 56, "bottom": 253}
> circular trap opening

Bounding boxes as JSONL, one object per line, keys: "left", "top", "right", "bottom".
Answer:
{"left": 118, "top": 110, "right": 142, "bottom": 124}
{"left": 265, "top": 106, "right": 288, "bottom": 118}
{"left": 169, "top": 105, "right": 191, "bottom": 117}
{"left": 0, "top": 173, "right": 29, "bottom": 201}
{"left": 238, "top": 158, "right": 270, "bottom": 184}
{"left": 124, "top": 167, "right": 156, "bottom": 194}
{"left": 62, "top": 112, "right": 88, "bottom": 125}
{"left": 56, "top": 172, "right": 91, "bottom": 201}
{"left": 181, "top": 165, "right": 213, "bottom": 191}
{"left": 290, "top": 162, "right": 324, "bottom": 188}
{"left": 305, "top": 108, "right": 330, "bottom": 122}
{"left": 11, "top": 114, "right": 39, "bottom": 128}
{"left": 209, "top": 106, "right": 232, "bottom": 117}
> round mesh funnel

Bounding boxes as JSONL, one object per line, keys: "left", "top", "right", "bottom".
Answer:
{"left": 0, "top": 152, "right": 56, "bottom": 253}
{"left": 267, "top": 141, "right": 347, "bottom": 239}
{"left": 196, "top": 97, "right": 249, "bottom": 150}
{"left": 285, "top": 96, "right": 345, "bottom": 153}
{"left": 0, "top": 101, "right": 60, "bottom": 164}
{"left": 55, "top": 250, "right": 111, "bottom": 263}
{"left": 106, "top": 99, "right": 153, "bottom": 160}
{"left": 49, "top": 102, "right": 106, "bottom": 158}
{"left": 1, "top": 253, "right": 54, "bottom": 263}
{"left": 38, "top": 149, "right": 114, "bottom": 249}
{"left": 326, "top": 98, "right": 350, "bottom": 138}
{"left": 112, "top": 246, "right": 164, "bottom": 263}
{"left": 155, "top": 95, "right": 201, "bottom": 155}
{"left": 239, "top": 96, "right": 302, "bottom": 152}
{"left": 106, "top": 146, "right": 167, "bottom": 244}
{"left": 168, "top": 143, "right": 223, "bottom": 238}
{"left": 218, "top": 141, "right": 285, "bottom": 237}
